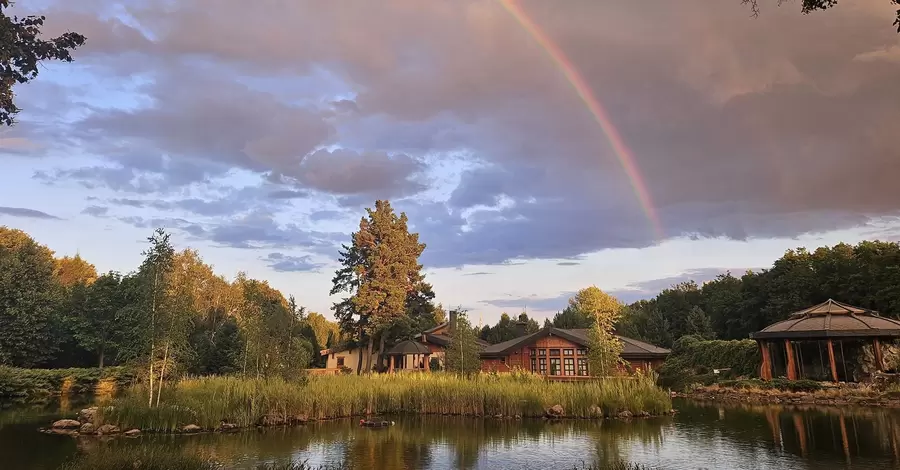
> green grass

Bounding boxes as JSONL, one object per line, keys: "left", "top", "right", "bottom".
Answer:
{"left": 0, "top": 366, "right": 133, "bottom": 404}
{"left": 98, "top": 371, "right": 671, "bottom": 432}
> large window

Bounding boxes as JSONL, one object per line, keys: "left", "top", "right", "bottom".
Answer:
{"left": 538, "top": 349, "right": 547, "bottom": 357}
{"left": 577, "top": 358, "right": 589, "bottom": 376}
{"left": 539, "top": 358, "right": 547, "bottom": 375}
{"left": 564, "top": 358, "right": 575, "bottom": 376}
{"left": 576, "top": 348, "right": 586, "bottom": 356}
{"left": 530, "top": 349, "right": 537, "bottom": 357}
{"left": 531, "top": 358, "right": 537, "bottom": 373}
{"left": 550, "top": 358, "right": 561, "bottom": 375}
{"left": 563, "top": 349, "right": 574, "bottom": 356}
{"left": 549, "top": 349, "right": 561, "bottom": 357}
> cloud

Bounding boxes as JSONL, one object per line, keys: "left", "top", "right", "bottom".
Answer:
{"left": 0, "top": 206, "right": 61, "bottom": 220}
{"left": 557, "top": 261, "right": 580, "bottom": 267}
{"left": 263, "top": 253, "right": 325, "bottom": 273}
{"left": 20, "top": 0, "right": 900, "bottom": 268}
{"left": 463, "top": 271, "right": 492, "bottom": 276}
{"left": 81, "top": 205, "right": 109, "bottom": 216}
{"left": 482, "top": 292, "right": 574, "bottom": 313}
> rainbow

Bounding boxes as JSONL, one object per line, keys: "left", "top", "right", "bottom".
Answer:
{"left": 496, "top": 0, "right": 664, "bottom": 239}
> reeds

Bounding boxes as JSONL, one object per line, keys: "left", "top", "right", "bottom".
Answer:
{"left": 99, "top": 371, "right": 671, "bottom": 432}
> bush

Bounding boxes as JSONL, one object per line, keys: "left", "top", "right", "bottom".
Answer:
{"left": 0, "top": 366, "right": 134, "bottom": 404}
{"left": 657, "top": 336, "right": 760, "bottom": 391}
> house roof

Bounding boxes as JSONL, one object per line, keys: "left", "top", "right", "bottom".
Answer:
{"left": 479, "top": 327, "right": 670, "bottom": 358}
{"left": 387, "top": 340, "right": 431, "bottom": 355}
{"left": 751, "top": 299, "right": 900, "bottom": 340}
{"left": 419, "top": 332, "right": 490, "bottom": 348}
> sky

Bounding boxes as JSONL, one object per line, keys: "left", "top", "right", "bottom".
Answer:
{"left": 2, "top": 0, "right": 899, "bottom": 325}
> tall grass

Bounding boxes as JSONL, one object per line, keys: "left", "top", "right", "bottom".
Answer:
{"left": 99, "top": 371, "right": 670, "bottom": 432}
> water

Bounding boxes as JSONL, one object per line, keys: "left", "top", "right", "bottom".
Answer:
{"left": 3, "top": 399, "right": 900, "bottom": 469}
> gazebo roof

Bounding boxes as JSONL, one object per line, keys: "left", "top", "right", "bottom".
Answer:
{"left": 386, "top": 340, "right": 431, "bottom": 355}
{"left": 752, "top": 299, "right": 900, "bottom": 340}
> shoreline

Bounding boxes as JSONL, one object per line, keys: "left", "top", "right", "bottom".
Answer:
{"left": 674, "top": 386, "right": 900, "bottom": 408}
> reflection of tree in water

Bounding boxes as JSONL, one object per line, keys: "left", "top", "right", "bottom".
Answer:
{"left": 584, "top": 419, "right": 665, "bottom": 467}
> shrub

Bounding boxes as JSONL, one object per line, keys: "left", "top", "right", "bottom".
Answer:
{"left": 0, "top": 366, "right": 134, "bottom": 404}
{"left": 657, "top": 336, "right": 760, "bottom": 391}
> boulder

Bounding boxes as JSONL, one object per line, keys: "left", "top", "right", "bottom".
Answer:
{"left": 616, "top": 410, "right": 633, "bottom": 419}
{"left": 637, "top": 411, "right": 651, "bottom": 418}
{"left": 181, "top": 424, "right": 202, "bottom": 433}
{"left": 78, "top": 407, "right": 98, "bottom": 424}
{"left": 79, "top": 423, "right": 96, "bottom": 435}
{"left": 589, "top": 405, "right": 604, "bottom": 419}
{"left": 124, "top": 429, "right": 141, "bottom": 437}
{"left": 97, "top": 424, "right": 121, "bottom": 435}
{"left": 546, "top": 404, "right": 565, "bottom": 418}
{"left": 257, "top": 414, "right": 286, "bottom": 427}
{"left": 218, "top": 423, "right": 239, "bottom": 432}
{"left": 52, "top": 419, "right": 81, "bottom": 430}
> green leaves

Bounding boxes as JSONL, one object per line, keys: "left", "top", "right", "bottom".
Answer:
{"left": 0, "top": 2, "right": 86, "bottom": 126}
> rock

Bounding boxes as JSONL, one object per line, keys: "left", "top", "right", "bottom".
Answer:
{"left": 291, "top": 414, "right": 308, "bottom": 424}
{"left": 514, "top": 414, "right": 521, "bottom": 420}
{"left": 181, "top": 424, "right": 202, "bottom": 433}
{"left": 97, "top": 424, "right": 121, "bottom": 435}
{"left": 616, "top": 410, "right": 633, "bottom": 419}
{"left": 257, "top": 414, "right": 286, "bottom": 427}
{"left": 218, "top": 423, "right": 238, "bottom": 432}
{"left": 79, "top": 423, "right": 96, "bottom": 434}
{"left": 78, "top": 407, "right": 98, "bottom": 424}
{"left": 589, "top": 405, "right": 604, "bottom": 419}
{"left": 52, "top": 419, "right": 81, "bottom": 429}
{"left": 546, "top": 404, "right": 565, "bottom": 418}
{"left": 493, "top": 414, "right": 503, "bottom": 419}
{"left": 124, "top": 429, "right": 141, "bottom": 437}
{"left": 637, "top": 411, "right": 651, "bottom": 418}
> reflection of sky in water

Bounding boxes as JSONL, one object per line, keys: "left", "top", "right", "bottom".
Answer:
{"left": 4, "top": 400, "right": 900, "bottom": 469}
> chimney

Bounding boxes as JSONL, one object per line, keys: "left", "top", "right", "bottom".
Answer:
{"left": 513, "top": 321, "right": 528, "bottom": 338}
{"left": 449, "top": 310, "right": 458, "bottom": 333}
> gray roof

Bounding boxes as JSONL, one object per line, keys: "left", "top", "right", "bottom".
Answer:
{"left": 480, "top": 327, "right": 670, "bottom": 359}
{"left": 752, "top": 299, "right": 900, "bottom": 340}
{"left": 387, "top": 340, "right": 432, "bottom": 355}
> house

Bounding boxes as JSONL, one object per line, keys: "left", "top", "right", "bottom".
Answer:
{"left": 416, "top": 310, "right": 491, "bottom": 368}
{"left": 479, "top": 326, "right": 670, "bottom": 380}
{"left": 320, "top": 344, "right": 377, "bottom": 373}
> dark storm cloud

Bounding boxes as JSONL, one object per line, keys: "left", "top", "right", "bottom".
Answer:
{"left": 0, "top": 206, "right": 61, "bottom": 220}
{"left": 27, "top": 0, "right": 900, "bottom": 266}
{"left": 263, "top": 253, "right": 325, "bottom": 273}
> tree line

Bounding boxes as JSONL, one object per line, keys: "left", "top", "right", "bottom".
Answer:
{"left": 0, "top": 227, "right": 342, "bottom": 391}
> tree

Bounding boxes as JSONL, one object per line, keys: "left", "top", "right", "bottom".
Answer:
{"left": 444, "top": 311, "right": 482, "bottom": 375}
{"left": 686, "top": 306, "right": 715, "bottom": 340}
{"left": 72, "top": 272, "right": 127, "bottom": 369}
{"left": 330, "top": 200, "right": 433, "bottom": 373}
{"left": 571, "top": 287, "right": 624, "bottom": 377}
{"left": 551, "top": 306, "right": 593, "bottom": 329}
{"left": 743, "top": 0, "right": 900, "bottom": 33}
{"left": 1, "top": 1, "right": 87, "bottom": 126}
{"left": 0, "top": 227, "right": 63, "bottom": 366}
{"left": 54, "top": 254, "right": 97, "bottom": 287}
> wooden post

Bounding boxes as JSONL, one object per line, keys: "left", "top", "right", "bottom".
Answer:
{"left": 760, "top": 341, "right": 773, "bottom": 380}
{"left": 425, "top": 354, "right": 430, "bottom": 371}
{"left": 785, "top": 340, "right": 798, "bottom": 380}
{"left": 874, "top": 338, "right": 885, "bottom": 372}
{"left": 827, "top": 339, "right": 839, "bottom": 382}
{"left": 389, "top": 356, "right": 395, "bottom": 374}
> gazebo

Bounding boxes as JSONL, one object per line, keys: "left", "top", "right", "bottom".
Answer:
{"left": 751, "top": 299, "right": 900, "bottom": 382}
{"left": 386, "top": 340, "right": 432, "bottom": 373}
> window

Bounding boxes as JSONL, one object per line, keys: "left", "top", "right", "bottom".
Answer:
{"left": 530, "top": 349, "right": 536, "bottom": 357}
{"left": 564, "top": 358, "right": 575, "bottom": 376}
{"left": 500, "top": 357, "right": 506, "bottom": 364}
{"left": 577, "top": 349, "right": 587, "bottom": 356}
{"left": 578, "top": 358, "right": 589, "bottom": 376}
{"left": 538, "top": 349, "right": 547, "bottom": 356}
{"left": 539, "top": 358, "right": 547, "bottom": 375}
{"left": 550, "top": 358, "right": 561, "bottom": 375}
{"left": 337, "top": 357, "right": 345, "bottom": 367}
{"left": 531, "top": 358, "right": 537, "bottom": 373}
{"left": 563, "top": 349, "right": 574, "bottom": 356}
{"left": 549, "top": 349, "right": 561, "bottom": 357}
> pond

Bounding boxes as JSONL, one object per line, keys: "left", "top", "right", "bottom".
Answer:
{"left": 2, "top": 399, "right": 900, "bottom": 469}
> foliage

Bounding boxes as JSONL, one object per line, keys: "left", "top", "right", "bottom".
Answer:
{"left": 0, "top": 226, "right": 64, "bottom": 367}
{"left": 565, "top": 287, "right": 626, "bottom": 377}
{"left": 331, "top": 200, "right": 435, "bottom": 373}
{"left": 657, "top": 335, "right": 761, "bottom": 391}
{"left": 742, "top": 0, "right": 900, "bottom": 33}
{"left": 69, "top": 272, "right": 130, "bottom": 369}
{"left": 0, "top": 366, "right": 132, "bottom": 404}
{"left": 444, "top": 312, "right": 483, "bottom": 375}
{"left": 717, "top": 377, "right": 822, "bottom": 393}
{"left": 53, "top": 254, "right": 97, "bottom": 287}
{"left": 479, "top": 312, "right": 540, "bottom": 344}
{"left": 98, "top": 372, "right": 671, "bottom": 431}
{"left": 552, "top": 306, "right": 594, "bottom": 329}
{"left": 619, "top": 241, "right": 900, "bottom": 347}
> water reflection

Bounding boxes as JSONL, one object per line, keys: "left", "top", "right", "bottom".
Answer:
{"left": 3, "top": 399, "right": 900, "bottom": 469}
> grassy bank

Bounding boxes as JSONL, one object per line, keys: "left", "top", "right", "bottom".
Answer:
{"left": 657, "top": 336, "right": 760, "bottom": 391}
{"left": 98, "top": 372, "right": 671, "bottom": 432}
{"left": 679, "top": 379, "right": 900, "bottom": 407}
{"left": 0, "top": 366, "right": 133, "bottom": 405}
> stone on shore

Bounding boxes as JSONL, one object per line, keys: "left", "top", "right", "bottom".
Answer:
{"left": 546, "top": 404, "right": 565, "bottom": 418}
{"left": 97, "top": 424, "right": 121, "bottom": 435}
{"left": 124, "top": 429, "right": 141, "bottom": 437}
{"left": 589, "top": 405, "right": 604, "bottom": 419}
{"left": 218, "top": 423, "right": 239, "bottom": 432}
{"left": 79, "top": 423, "right": 96, "bottom": 435}
{"left": 616, "top": 410, "right": 633, "bottom": 419}
{"left": 52, "top": 419, "right": 81, "bottom": 429}
{"left": 78, "top": 407, "right": 98, "bottom": 424}
{"left": 257, "top": 414, "right": 286, "bottom": 427}
{"left": 181, "top": 424, "right": 202, "bottom": 433}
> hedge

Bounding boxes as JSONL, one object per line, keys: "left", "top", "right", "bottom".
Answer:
{"left": 0, "top": 366, "right": 135, "bottom": 405}
{"left": 657, "top": 335, "right": 761, "bottom": 391}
